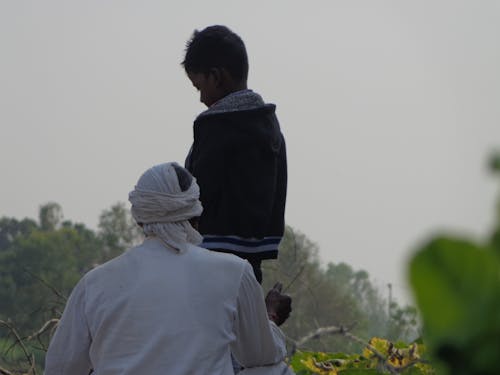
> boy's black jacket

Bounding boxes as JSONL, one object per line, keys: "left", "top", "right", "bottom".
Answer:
{"left": 185, "top": 92, "right": 287, "bottom": 261}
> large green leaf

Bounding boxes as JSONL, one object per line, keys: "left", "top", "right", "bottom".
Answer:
{"left": 409, "top": 236, "right": 500, "bottom": 373}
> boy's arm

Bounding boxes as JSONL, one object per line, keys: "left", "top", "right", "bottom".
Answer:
{"left": 185, "top": 134, "right": 227, "bottom": 230}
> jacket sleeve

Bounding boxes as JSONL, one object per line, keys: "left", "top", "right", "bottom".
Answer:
{"left": 231, "top": 262, "right": 288, "bottom": 367}
{"left": 45, "top": 278, "right": 92, "bottom": 375}
{"left": 186, "top": 129, "right": 226, "bottom": 217}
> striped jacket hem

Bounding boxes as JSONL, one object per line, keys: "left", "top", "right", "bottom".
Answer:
{"left": 201, "top": 235, "right": 282, "bottom": 260}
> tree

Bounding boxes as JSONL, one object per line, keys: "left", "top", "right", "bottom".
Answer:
{"left": 0, "top": 217, "right": 37, "bottom": 251}
{"left": 489, "top": 152, "right": 500, "bottom": 254}
{"left": 39, "top": 202, "right": 63, "bottom": 231}
{"left": 0, "top": 202, "right": 138, "bottom": 373}
{"left": 97, "top": 202, "right": 143, "bottom": 260}
{"left": 263, "top": 226, "right": 417, "bottom": 353}
{"left": 0, "top": 205, "right": 103, "bottom": 335}
{"left": 0, "top": 228, "right": 101, "bottom": 335}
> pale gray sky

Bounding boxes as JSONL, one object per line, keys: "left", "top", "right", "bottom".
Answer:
{"left": 1, "top": 0, "right": 499, "bottom": 303}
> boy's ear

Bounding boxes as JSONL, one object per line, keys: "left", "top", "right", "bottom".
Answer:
{"left": 209, "top": 68, "right": 224, "bottom": 87}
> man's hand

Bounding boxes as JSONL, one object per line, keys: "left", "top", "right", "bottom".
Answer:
{"left": 265, "top": 282, "right": 292, "bottom": 326}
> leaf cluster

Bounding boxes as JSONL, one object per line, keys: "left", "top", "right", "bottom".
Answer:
{"left": 290, "top": 337, "right": 433, "bottom": 374}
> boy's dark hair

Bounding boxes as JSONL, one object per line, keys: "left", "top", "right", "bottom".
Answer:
{"left": 182, "top": 25, "right": 249, "bottom": 82}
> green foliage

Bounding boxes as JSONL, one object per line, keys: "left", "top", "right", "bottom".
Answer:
{"left": 263, "top": 227, "right": 418, "bottom": 354}
{"left": 0, "top": 217, "right": 37, "bottom": 251}
{"left": 0, "top": 226, "right": 91, "bottom": 333}
{"left": 409, "top": 237, "right": 500, "bottom": 374}
{"left": 39, "top": 202, "right": 63, "bottom": 232}
{"left": 289, "top": 337, "right": 433, "bottom": 374}
{"left": 291, "top": 350, "right": 373, "bottom": 374}
{"left": 408, "top": 152, "right": 500, "bottom": 374}
{"left": 0, "top": 202, "right": 141, "bottom": 337}
{"left": 488, "top": 151, "right": 500, "bottom": 173}
{"left": 0, "top": 336, "right": 45, "bottom": 374}
{"left": 0, "top": 201, "right": 143, "bottom": 373}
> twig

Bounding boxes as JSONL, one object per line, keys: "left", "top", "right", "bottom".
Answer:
{"left": 26, "top": 319, "right": 59, "bottom": 342}
{"left": 0, "top": 320, "right": 37, "bottom": 375}
{"left": 25, "top": 318, "right": 60, "bottom": 352}
{"left": 288, "top": 324, "right": 356, "bottom": 356}
{"left": 283, "top": 263, "right": 305, "bottom": 293}
{"left": 313, "top": 318, "right": 328, "bottom": 352}
{"left": 0, "top": 366, "right": 12, "bottom": 375}
{"left": 22, "top": 268, "right": 67, "bottom": 302}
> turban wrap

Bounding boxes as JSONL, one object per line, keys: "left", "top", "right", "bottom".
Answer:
{"left": 128, "top": 162, "right": 203, "bottom": 253}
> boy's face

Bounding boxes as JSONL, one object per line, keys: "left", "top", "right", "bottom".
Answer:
{"left": 187, "top": 71, "right": 224, "bottom": 107}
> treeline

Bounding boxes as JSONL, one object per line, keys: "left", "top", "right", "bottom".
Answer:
{"left": 0, "top": 202, "right": 417, "bottom": 371}
{"left": 262, "top": 227, "right": 418, "bottom": 353}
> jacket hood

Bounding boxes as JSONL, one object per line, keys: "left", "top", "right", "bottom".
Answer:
{"left": 197, "top": 89, "right": 266, "bottom": 117}
{"left": 195, "top": 89, "right": 283, "bottom": 155}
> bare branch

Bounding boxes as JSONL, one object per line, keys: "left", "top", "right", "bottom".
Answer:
{"left": 22, "top": 268, "right": 67, "bottom": 302}
{"left": 296, "top": 325, "right": 346, "bottom": 347}
{"left": 288, "top": 323, "right": 356, "bottom": 356}
{"left": 25, "top": 319, "right": 59, "bottom": 342}
{"left": 282, "top": 263, "right": 305, "bottom": 293}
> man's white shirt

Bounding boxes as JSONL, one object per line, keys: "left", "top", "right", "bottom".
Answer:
{"left": 45, "top": 237, "right": 290, "bottom": 375}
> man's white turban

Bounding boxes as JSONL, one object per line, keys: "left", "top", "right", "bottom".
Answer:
{"left": 128, "top": 162, "right": 203, "bottom": 253}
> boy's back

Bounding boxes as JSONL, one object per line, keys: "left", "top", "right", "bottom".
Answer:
{"left": 182, "top": 26, "right": 287, "bottom": 282}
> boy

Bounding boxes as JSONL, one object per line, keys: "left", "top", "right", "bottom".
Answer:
{"left": 182, "top": 25, "right": 287, "bottom": 283}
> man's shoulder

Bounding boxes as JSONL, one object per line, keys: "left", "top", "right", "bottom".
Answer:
{"left": 81, "top": 252, "right": 125, "bottom": 283}
{"left": 186, "top": 244, "right": 252, "bottom": 285}
{"left": 82, "top": 242, "right": 144, "bottom": 281}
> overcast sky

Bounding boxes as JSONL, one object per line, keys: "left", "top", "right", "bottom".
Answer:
{"left": 1, "top": 0, "right": 499, "bottom": 303}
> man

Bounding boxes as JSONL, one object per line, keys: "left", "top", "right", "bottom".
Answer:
{"left": 45, "top": 162, "right": 292, "bottom": 375}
